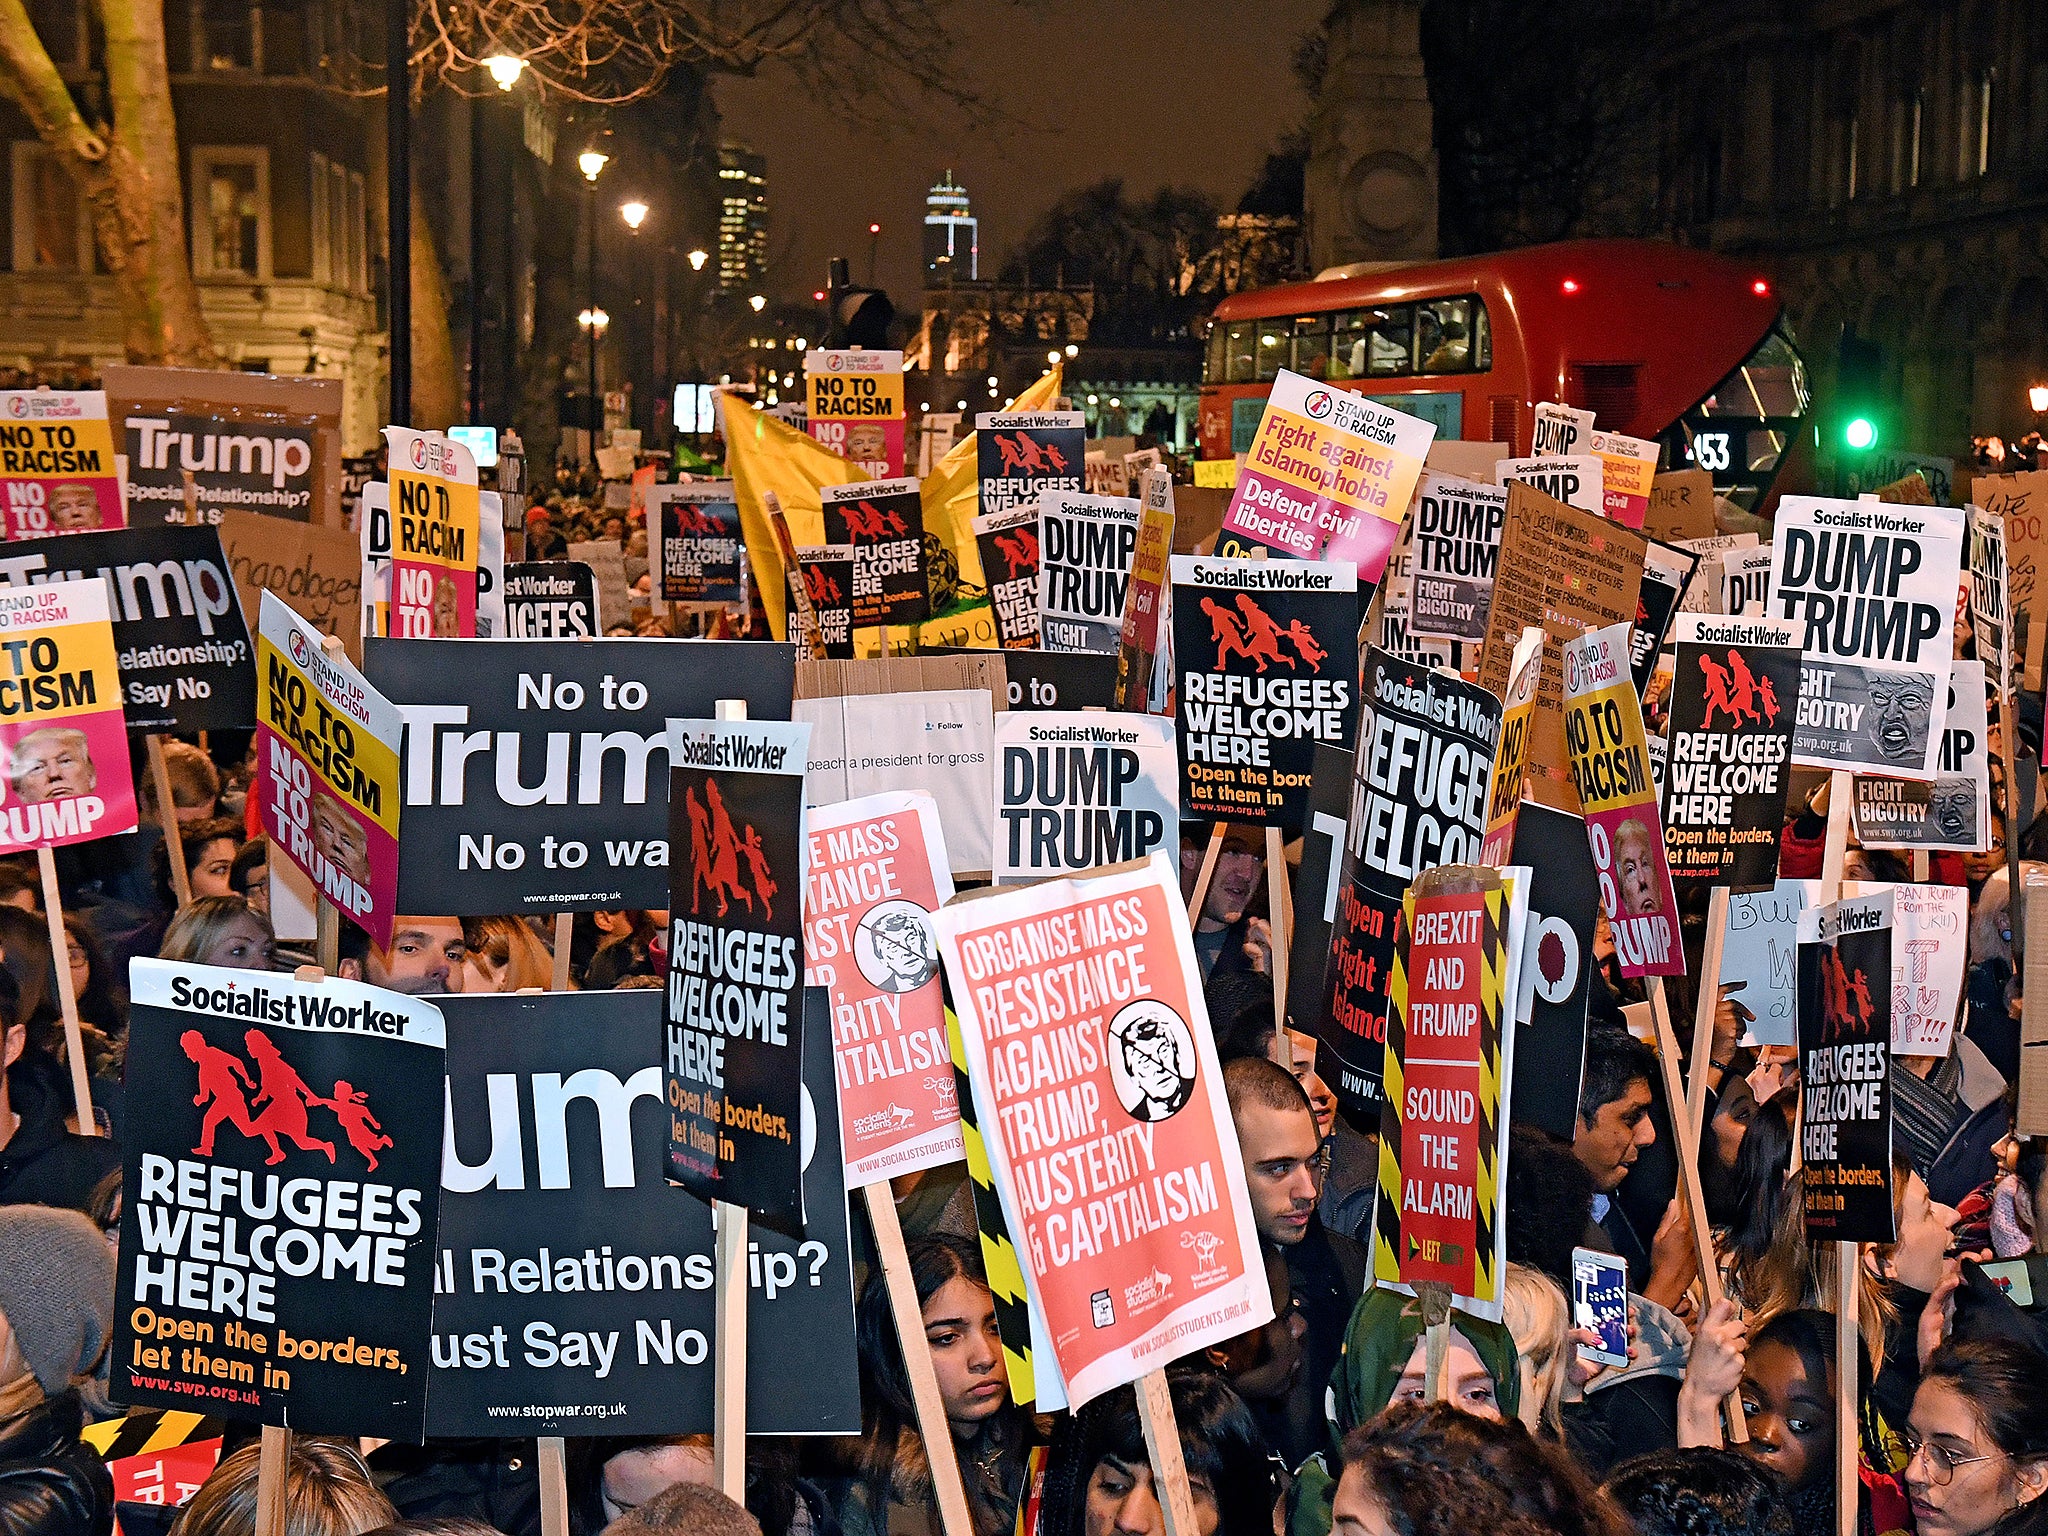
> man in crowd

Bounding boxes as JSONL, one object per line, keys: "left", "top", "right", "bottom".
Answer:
{"left": 1573, "top": 1024, "right": 1697, "bottom": 1312}
{"left": 341, "top": 916, "right": 469, "bottom": 995}
{"left": 1180, "top": 826, "right": 1272, "bottom": 979}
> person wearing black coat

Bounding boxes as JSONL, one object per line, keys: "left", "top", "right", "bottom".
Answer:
{"left": 0, "top": 1390, "right": 114, "bottom": 1536}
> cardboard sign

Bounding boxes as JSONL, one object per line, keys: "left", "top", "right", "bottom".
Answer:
{"left": 256, "top": 593, "right": 402, "bottom": 945}
{"left": 1319, "top": 649, "right": 1504, "bottom": 1118}
{"left": 1373, "top": 869, "right": 1515, "bottom": 1317}
{"left": 1477, "top": 484, "right": 1648, "bottom": 809}
{"left": 122, "top": 410, "right": 317, "bottom": 526}
{"left": 798, "top": 689, "right": 996, "bottom": 876}
{"left": 665, "top": 717, "right": 810, "bottom": 1224}
{"left": 1478, "top": 628, "right": 1543, "bottom": 866}
{"left": 974, "top": 507, "right": 1040, "bottom": 650}
{"left": 1723, "top": 880, "right": 1816, "bottom": 1049}
{"left": 0, "top": 524, "right": 254, "bottom": 732}
{"left": 1039, "top": 491, "right": 1139, "bottom": 654}
{"left": 805, "top": 349, "right": 906, "bottom": 477}
{"left": 1769, "top": 496, "right": 1963, "bottom": 780}
{"left": 1797, "top": 892, "right": 1897, "bottom": 1243}
{"left": 653, "top": 486, "right": 745, "bottom": 606}
{"left": 1171, "top": 555, "right": 1357, "bottom": 828}
{"left": 385, "top": 428, "right": 479, "bottom": 639}
{"left": 1284, "top": 744, "right": 1354, "bottom": 1053}
{"left": 935, "top": 855, "right": 1272, "bottom": 1407}
{"left": 1505, "top": 805, "right": 1597, "bottom": 1139}
{"left": 1588, "top": 429, "right": 1661, "bottom": 528}
{"left": 430, "top": 989, "right": 859, "bottom": 1436}
{"left": 1677, "top": 533, "right": 1760, "bottom": 616}
{"left": 1632, "top": 540, "right": 1701, "bottom": 697}
{"left": 365, "top": 638, "right": 796, "bottom": 913}
{"left": 1498, "top": 454, "right": 1603, "bottom": 515}
{"left": 1113, "top": 469, "right": 1175, "bottom": 710}
{"left": 821, "top": 477, "right": 929, "bottom": 628}
{"left": 1853, "top": 659, "right": 1990, "bottom": 852}
{"left": 1662, "top": 614, "right": 1801, "bottom": 891}
{"left": 1531, "top": 401, "right": 1594, "bottom": 458}
{"left": 794, "top": 545, "right": 856, "bottom": 658}
{"left": 1969, "top": 471, "right": 2044, "bottom": 691}
{"left": 1646, "top": 469, "right": 1718, "bottom": 544}
{"left": 113, "top": 961, "right": 444, "bottom": 1439}
{"left": 568, "top": 540, "right": 631, "bottom": 632}
{"left": 1410, "top": 471, "right": 1508, "bottom": 643}
{"left": 1722, "top": 545, "right": 1774, "bottom": 616}
{"left": 0, "top": 578, "right": 135, "bottom": 853}
{"left": 994, "top": 711, "right": 1177, "bottom": 881}
{"left": 503, "top": 561, "right": 598, "bottom": 640}
{"left": 1563, "top": 622, "right": 1683, "bottom": 976}
{"left": 0, "top": 390, "right": 122, "bottom": 534}
{"left": 804, "top": 792, "right": 962, "bottom": 1186}
{"left": 217, "top": 511, "right": 363, "bottom": 666}
{"left": 1219, "top": 369, "right": 1435, "bottom": 578}
{"left": 978, "top": 412, "right": 1085, "bottom": 519}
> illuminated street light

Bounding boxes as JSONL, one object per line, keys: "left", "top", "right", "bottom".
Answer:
{"left": 1064, "top": 344, "right": 1078, "bottom": 357}
{"left": 749, "top": 295, "right": 766, "bottom": 312}
{"left": 482, "top": 54, "right": 525, "bottom": 89}
{"left": 619, "top": 200, "right": 648, "bottom": 231}
{"left": 2031, "top": 383, "right": 2048, "bottom": 414}
{"left": 578, "top": 307, "right": 609, "bottom": 335}
{"left": 578, "top": 149, "right": 608, "bottom": 182}
{"left": 687, "top": 249, "right": 709, "bottom": 271}
{"left": 1047, "top": 350, "right": 1060, "bottom": 364}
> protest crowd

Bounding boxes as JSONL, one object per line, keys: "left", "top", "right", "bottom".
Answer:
{"left": 0, "top": 357, "right": 2043, "bottom": 1536}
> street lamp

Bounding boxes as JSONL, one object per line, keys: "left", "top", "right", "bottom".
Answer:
{"left": 1047, "top": 350, "right": 1060, "bottom": 365}
{"left": 1064, "top": 343, "right": 1078, "bottom": 357}
{"left": 687, "top": 249, "right": 709, "bottom": 271}
{"left": 482, "top": 53, "right": 525, "bottom": 89}
{"left": 576, "top": 151, "right": 607, "bottom": 464}
{"left": 2030, "top": 383, "right": 2048, "bottom": 415}
{"left": 620, "top": 200, "right": 648, "bottom": 231}
{"left": 578, "top": 149, "right": 608, "bottom": 182}
{"left": 579, "top": 307, "right": 610, "bottom": 335}
{"left": 749, "top": 295, "right": 766, "bottom": 313}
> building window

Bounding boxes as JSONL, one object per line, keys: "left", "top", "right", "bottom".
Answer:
{"left": 1960, "top": 69, "right": 1993, "bottom": 179}
{"left": 191, "top": 146, "right": 269, "bottom": 277}
{"left": 10, "top": 142, "right": 91, "bottom": 272}
{"left": 193, "top": 0, "right": 260, "bottom": 70}
{"left": 309, "top": 151, "right": 364, "bottom": 289}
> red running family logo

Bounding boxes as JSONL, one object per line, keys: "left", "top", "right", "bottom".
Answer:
{"left": 837, "top": 504, "right": 909, "bottom": 540}
{"left": 991, "top": 433, "right": 1070, "bottom": 476}
{"left": 802, "top": 564, "right": 845, "bottom": 606}
{"left": 683, "top": 777, "right": 778, "bottom": 921}
{"left": 180, "top": 1026, "right": 393, "bottom": 1171}
{"left": 669, "top": 502, "right": 728, "bottom": 536}
{"left": 1697, "top": 649, "right": 1782, "bottom": 730}
{"left": 1198, "top": 594, "right": 1328, "bottom": 674}
{"left": 1817, "top": 947, "right": 1877, "bottom": 1043}
{"left": 989, "top": 526, "right": 1038, "bottom": 580}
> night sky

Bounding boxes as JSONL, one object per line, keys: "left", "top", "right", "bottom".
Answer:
{"left": 716, "top": 0, "right": 1327, "bottom": 306}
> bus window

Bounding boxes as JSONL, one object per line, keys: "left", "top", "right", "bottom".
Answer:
{"left": 1204, "top": 322, "right": 1226, "bottom": 385}
{"left": 1366, "top": 306, "right": 1413, "bottom": 376}
{"left": 1255, "top": 324, "right": 1289, "bottom": 381}
{"left": 1330, "top": 310, "right": 1371, "bottom": 380}
{"left": 1292, "top": 315, "right": 1332, "bottom": 379}
{"left": 1225, "top": 320, "right": 1258, "bottom": 384}
{"left": 1417, "top": 297, "right": 1480, "bottom": 373}
{"left": 1473, "top": 298, "right": 1492, "bottom": 370}
{"left": 1662, "top": 324, "right": 1810, "bottom": 512}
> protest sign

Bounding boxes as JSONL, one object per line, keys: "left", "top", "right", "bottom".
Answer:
{"left": 1318, "top": 649, "right": 1503, "bottom": 1118}
{"left": 1039, "top": 491, "right": 1140, "bottom": 654}
{"left": 821, "top": 478, "right": 929, "bottom": 628}
{"left": 475, "top": 499, "right": 504, "bottom": 638}
{"left": 1369, "top": 518, "right": 1458, "bottom": 672}
{"left": 1675, "top": 533, "right": 1760, "bottom": 616}
{"left": 987, "top": 650, "right": 1117, "bottom": 712}
{"left": 804, "top": 792, "right": 962, "bottom": 1186}
{"left": 1853, "top": 660, "right": 1990, "bottom": 852}
{"left": 217, "top": 512, "right": 362, "bottom": 666}
{"left": 1171, "top": 556, "right": 1357, "bottom": 828}
{"left": 0, "top": 524, "right": 253, "bottom": 732}
{"left": 256, "top": 594, "right": 401, "bottom": 943}
{"left": 1722, "top": 880, "right": 1816, "bottom": 1048}
{"left": 795, "top": 546, "right": 856, "bottom": 658}
{"left": 1969, "top": 502, "right": 2011, "bottom": 699}
{"left": 665, "top": 717, "right": 810, "bottom": 1225}
{"left": 503, "top": 561, "right": 598, "bottom": 640}
{"left": 1563, "top": 622, "right": 1684, "bottom": 976}
{"left": 653, "top": 486, "right": 745, "bottom": 606}
{"left": 1662, "top": 614, "right": 1801, "bottom": 891}
{"left": 1478, "top": 628, "right": 1543, "bottom": 867}
{"left": 978, "top": 412, "right": 1085, "bottom": 519}
{"left": 0, "top": 389, "right": 122, "bottom": 534}
{"left": 994, "top": 712, "right": 1177, "bottom": 881}
{"left": 113, "top": 961, "right": 444, "bottom": 1439}
{"left": 1722, "top": 545, "right": 1774, "bottom": 616}
{"left": 935, "top": 855, "right": 1271, "bottom": 1406}
{"left": 1631, "top": 540, "right": 1700, "bottom": 697}
{"left": 366, "top": 637, "right": 796, "bottom": 913}
{"left": 385, "top": 428, "right": 480, "bottom": 639}
{"left": 1797, "top": 892, "right": 1897, "bottom": 1242}
{"left": 0, "top": 578, "right": 135, "bottom": 854}
{"left": 1531, "top": 401, "right": 1594, "bottom": 458}
{"left": 119, "top": 413, "right": 314, "bottom": 525}
{"left": 1969, "top": 471, "right": 2044, "bottom": 690}
{"left": 1477, "top": 484, "right": 1648, "bottom": 810}
{"left": 1284, "top": 744, "right": 1354, "bottom": 1056}
{"left": 358, "top": 482, "right": 391, "bottom": 639}
{"left": 798, "top": 688, "right": 996, "bottom": 875}
{"left": 431, "top": 988, "right": 858, "bottom": 1436}
{"left": 1588, "top": 429, "right": 1661, "bottom": 528}
{"left": 1218, "top": 369, "right": 1434, "bottom": 578}
{"left": 1497, "top": 454, "right": 1603, "bottom": 515}
{"left": 1113, "top": 469, "right": 1175, "bottom": 711}
{"left": 1410, "top": 472, "right": 1508, "bottom": 643}
{"left": 806, "top": 349, "right": 906, "bottom": 477}
{"left": 81, "top": 1408, "right": 222, "bottom": 1512}
{"left": 569, "top": 540, "right": 631, "bottom": 632}
{"left": 1842, "top": 880, "right": 1969, "bottom": 1057}
{"left": 1645, "top": 469, "right": 1718, "bottom": 544}
{"left": 974, "top": 507, "right": 1040, "bottom": 650}
{"left": 1769, "top": 496, "right": 1963, "bottom": 780}
{"left": 1505, "top": 804, "right": 1598, "bottom": 1138}
{"left": 1083, "top": 451, "right": 1127, "bottom": 497}
{"left": 1372, "top": 866, "right": 1515, "bottom": 1318}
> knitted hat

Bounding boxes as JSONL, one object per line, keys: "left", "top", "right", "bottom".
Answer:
{"left": 0, "top": 1204, "right": 116, "bottom": 1394}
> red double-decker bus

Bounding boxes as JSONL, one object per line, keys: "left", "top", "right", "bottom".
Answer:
{"left": 1199, "top": 239, "right": 1810, "bottom": 512}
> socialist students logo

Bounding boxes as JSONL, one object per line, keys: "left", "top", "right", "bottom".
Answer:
{"left": 183, "top": 1026, "right": 393, "bottom": 1170}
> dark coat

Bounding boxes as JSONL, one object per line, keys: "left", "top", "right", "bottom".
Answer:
{"left": 0, "top": 1392, "right": 115, "bottom": 1536}
{"left": 0, "top": 1063, "right": 121, "bottom": 1215}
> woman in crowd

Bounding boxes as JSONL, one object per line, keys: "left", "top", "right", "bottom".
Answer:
{"left": 172, "top": 1438, "right": 396, "bottom": 1536}
{"left": 154, "top": 816, "right": 244, "bottom": 911}
{"left": 826, "top": 1234, "right": 1035, "bottom": 1536}
{"left": 463, "top": 917, "right": 560, "bottom": 993}
{"left": 1602, "top": 1447, "right": 1795, "bottom": 1536}
{"left": 159, "top": 894, "right": 275, "bottom": 970}
{"left": 1501, "top": 1263, "right": 1570, "bottom": 1436}
{"left": 230, "top": 835, "right": 271, "bottom": 918}
{"left": 584, "top": 910, "right": 658, "bottom": 991}
{"left": 1905, "top": 1338, "right": 2048, "bottom": 1536}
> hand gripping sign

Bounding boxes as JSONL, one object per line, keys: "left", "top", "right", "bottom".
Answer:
{"left": 0, "top": 390, "right": 123, "bottom": 536}
{"left": 384, "top": 427, "right": 480, "bottom": 639}
{"left": 0, "top": 578, "right": 136, "bottom": 853}
{"left": 933, "top": 854, "right": 1270, "bottom": 1407}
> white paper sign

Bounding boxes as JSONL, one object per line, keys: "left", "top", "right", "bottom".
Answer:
{"left": 993, "top": 711, "right": 1178, "bottom": 882}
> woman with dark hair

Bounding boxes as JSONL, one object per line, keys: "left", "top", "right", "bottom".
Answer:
{"left": 826, "top": 1234, "right": 1034, "bottom": 1536}
{"left": 1905, "top": 1338, "right": 2048, "bottom": 1536}
{"left": 585, "top": 910, "right": 658, "bottom": 990}
{"left": 1716, "top": 1096, "right": 1800, "bottom": 1306}
{"left": 1037, "top": 1369, "right": 1274, "bottom": 1536}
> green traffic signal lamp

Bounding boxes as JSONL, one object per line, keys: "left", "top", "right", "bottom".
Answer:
{"left": 1844, "top": 416, "right": 1877, "bottom": 451}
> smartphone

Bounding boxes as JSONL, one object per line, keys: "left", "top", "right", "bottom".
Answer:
{"left": 1571, "top": 1247, "right": 1629, "bottom": 1368}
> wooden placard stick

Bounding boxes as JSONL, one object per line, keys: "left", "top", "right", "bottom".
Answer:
{"left": 37, "top": 845, "right": 94, "bottom": 1136}
{"left": 1185, "top": 822, "right": 1225, "bottom": 923}
{"left": 1685, "top": 885, "right": 1730, "bottom": 1134}
{"left": 1415, "top": 1280, "right": 1453, "bottom": 1404}
{"left": 1134, "top": 1369, "right": 1202, "bottom": 1536}
{"left": 1264, "top": 825, "right": 1291, "bottom": 1062}
{"left": 253, "top": 1422, "right": 292, "bottom": 1536}
{"left": 863, "top": 1184, "right": 977, "bottom": 1536}
{"left": 552, "top": 912, "right": 573, "bottom": 993}
{"left": 538, "top": 1435, "right": 571, "bottom": 1536}
{"left": 1836, "top": 1247, "right": 1859, "bottom": 1536}
{"left": 146, "top": 734, "right": 192, "bottom": 908}
{"left": 711, "top": 696, "right": 750, "bottom": 1502}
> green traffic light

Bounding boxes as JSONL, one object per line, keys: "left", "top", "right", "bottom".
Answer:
{"left": 1844, "top": 416, "right": 1877, "bottom": 450}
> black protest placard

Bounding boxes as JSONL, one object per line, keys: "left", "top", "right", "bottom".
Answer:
{"left": 665, "top": 718, "right": 810, "bottom": 1225}
{"left": 0, "top": 524, "right": 254, "bottom": 731}
{"left": 1409, "top": 471, "right": 1506, "bottom": 643}
{"left": 976, "top": 411, "right": 1085, "bottom": 519}
{"left": 1662, "top": 614, "right": 1802, "bottom": 891}
{"left": 1171, "top": 555, "right": 1359, "bottom": 829}
{"left": 821, "top": 478, "right": 928, "bottom": 628}
{"left": 503, "top": 561, "right": 597, "bottom": 640}
{"left": 1798, "top": 892, "right": 1896, "bottom": 1242}
{"left": 365, "top": 637, "right": 796, "bottom": 914}
{"left": 1317, "top": 648, "right": 1503, "bottom": 1119}
{"left": 123, "top": 412, "right": 318, "bottom": 526}
{"left": 1504, "top": 803, "right": 1597, "bottom": 1139}
{"left": 1631, "top": 540, "right": 1700, "bottom": 698}
{"left": 655, "top": 489, "right": 745, "bottom": 605}
{"left": 974, "top": 506, "right": 1040, "bottom": 649}
{"left": 928, "top": 645, "right": 1117, "bottom": 712}
{"left": 1283, "top": 743, "right": 1353, "bottom": 1045}
{"left": 429, "top": 989, "right": 858, "bottom": 1437}
{"left": 112, "top": 961, "right": 444, "bottom": 1440}
{"left": 1038, "top": 491, "right": 1140, "bottom": 654}
{"left": 794, "top": 546, "right": 855, "bottom": 658}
